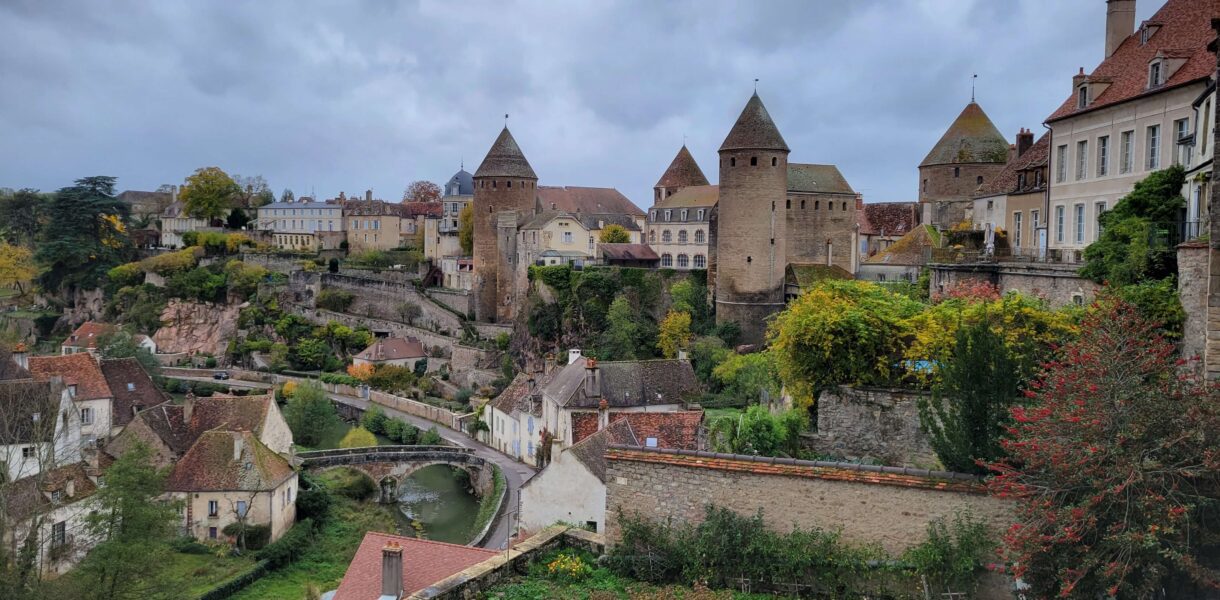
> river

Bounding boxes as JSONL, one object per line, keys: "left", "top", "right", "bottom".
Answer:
{"left": 394, "top": 464, "right": 481, "bottom": 544}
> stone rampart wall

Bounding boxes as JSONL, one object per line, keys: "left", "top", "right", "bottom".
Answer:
{"left": 804, "top": 385, "right": 937, "bottom": 468}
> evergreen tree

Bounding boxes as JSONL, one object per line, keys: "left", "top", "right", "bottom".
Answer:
{"left": 35, "top": 176, "right": 133, "bottom": 295}
{"left": 599, "top": 295, "right": 641, "bottom": 360}
{"left": 1080, "top": 165, "right": 1186, "bottom": 286}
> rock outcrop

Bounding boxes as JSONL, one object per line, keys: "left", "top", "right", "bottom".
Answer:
{"left": 152, "top": 299, "right": 240, "bottom": 356}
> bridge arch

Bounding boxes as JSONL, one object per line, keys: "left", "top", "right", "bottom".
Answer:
{"left": 298, "top": 446, "right": 491, "bottom": 504}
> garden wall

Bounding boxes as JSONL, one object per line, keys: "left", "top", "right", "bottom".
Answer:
{"left": 803, "top": 385, "right": 937, "bottom": 468}
{"left": 427, "top": 288, "right": 472, "bottom": 317}
{"left": 1179, "top": 241, "right": 1209, "bottom": 366}
{"left": 320, "top": 273, "right": 462, "bottom": 334}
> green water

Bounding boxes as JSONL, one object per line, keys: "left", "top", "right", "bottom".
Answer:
{"left": 396, "top": 464, "right": 481, "bottom": 544}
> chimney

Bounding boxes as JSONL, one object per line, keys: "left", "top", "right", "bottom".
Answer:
{"left": 597, "top": 398, "right": 609, "bottom": 432}
{"left": 366, "top": 190, "right": 373, "bottom": 202}
{"left": 1105, "top": 0, "right": 1136, "bottom": 59}
{"left": 1016, "top": 128, "right": 1034, "bottom": 157}
{"left": 183, "top": 392, "right": 196, "bottom": 423}
{"left": 567, "top": 349, "right": 582, "bottom": 365}
{"left": 12, "top": 346, "right": 28, "bottom": 370}
{"left": 233, "top": 434, "right": 244, "bottom": 462}
{"left": 1072, "top": 67, "right": 1088, "bottom": 91}
{"left": 339, "top": 191, "right": 346, "bottom": 202}
{"left": 584, "top": 358, "right": 600, "bottom": 400}
{"left": 381, "top": 540, "right": 404, "bottom": 599}
{"left": 544, "top": 352, "right": 556, "bottom": 375}
{"left": 677, "top": 349, "right": 689, "bottom": 361}
{"left": 66, "top": 479, "right": 75, "bottom": 498}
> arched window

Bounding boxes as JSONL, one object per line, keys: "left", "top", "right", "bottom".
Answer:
{"left": 678, "top": 230, "right": 688, "bottom": 243}
{"left": 649, "top": 230, "right": 656, "bottom": 243}
{"left": 661, "top": 253, "right": 673, "bottom": 267}
{"left": 677, "top": 254, "right": 689, "bottom": 268}
{"left": 693, "top": 254, "right": 706, "bottom": 268}
{"left": 662, "top": 230, "right": 672, "bottom": 243}
{"left": 694, "top": 230, "right": 704, "bottom": 243}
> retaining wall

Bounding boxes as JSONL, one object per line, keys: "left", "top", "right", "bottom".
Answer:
{"left": 803, "top": 385, "right": 938, "bottom": 468}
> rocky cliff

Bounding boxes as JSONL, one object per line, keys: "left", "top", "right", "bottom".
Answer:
{"left": 152, "top": 299, "right": 240, "bottom": 356}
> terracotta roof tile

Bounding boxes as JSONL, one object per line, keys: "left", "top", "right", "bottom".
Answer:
{"left": 568, "top": 419, "right": 638, "bottom": 482}
{"left": 334, "top": 532, "right": 496, "bottom": 600}
{"left": 655, "top": 145, "right": 710, "bottom": 189}
{"left": 920, "top": 102, "right": 1009, "bottom": 166}
{"left": 355, "top": 337, "right": 426, "bottom": 363}
{"left": 572, "top": 410, "right": 703, "bottom": 451}
{"left": 975, "top": 132, "right": 1051, "bottom": 198}
{"left": 859, "top": 202, "right": 919, "bottom": 237}
{"left": 63, "top": 321, "right": 116, "bottom": 350}
{"left": 536, "top": 186, "right": 644, "bottom": 217}
{"left": 165, "top": 430, "right": 293, "bottom": 492}
{"left": 29, "top": 353, "right": 111, "bottom": 401}
{"left": 100, "top": 358, "right": 170, "bottom": 428}
{"left": 1048, "top": 0, "right": 1218, "bottom": 122}
{"left": 5, "top": 462, "right": 98, "bottom": 523}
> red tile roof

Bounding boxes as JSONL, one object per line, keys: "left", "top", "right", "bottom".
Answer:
{"left": 536, "top": 186, "right": 644, "bottom": 217}
{"left": 858, "top": 202, "right": 919, "bottom": 237}
{"left": 599, "top": 243, "right": 659, "bottom": 262}
{"left": 6, "top": 462, "right": 99, "bottom": 523}
{"left": 63, "top": 321, "right": 116, "bottom": 350}
{"left": 165, "top": 430, "right": 294, "bottom": 492}
{"left": 605, "top": 446, "right": 986, "bottom": 494}
{"left": 355, "top": 337, "right": 426, "bottom": 363}
{"left": 975, "top": 132, "right": 1051, "bottom": 198}
{"left": 655, "top": 145, "right": 710, "bottom": 189}
{"left": 101, "top": 358, "right": 170, "bottom": 428}
{"left": 28, "top": 353, "right": 111, "bottom": 401}
{"left": 571, "top": 410, "right": 703, "bottom": 450}
{"left": 334, "top": 532, "right": 496, "bottom": 600}
{"left": 1047, "top": 0, "right": 1218, "bottom": 122}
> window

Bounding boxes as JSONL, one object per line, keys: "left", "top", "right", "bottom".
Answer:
{"left": 1031, "top": 209, "right": 1041, "bottom": 232}
{"left": 677, "top": 254, "right": 689, "bottom": 268}
{"left": 1120, "top": 130, "right": 1134, "bottom": 173}
{"left": 696, "top": 209, "right": 705, "bottom": 220}
{"left": 1175, "top": 118, "right": 1190, "bottom": 165}
{"left": 208, "top": 500, "right": 219, "bottom": 517}
{"left": 237, "top": 501, "right": 248, "bottom": 517}
{"left": 660, "top": 253, "right": 672, "bottom": 267}
{"left": 1074, "top": 204, "right": 1085, "bottom": 243}
{"left": 1095, "top": 202, "right": 1107, "bottom": 237}
{"left": 678, "top": 230, "right": 687, "bottom": 243}
{"left": 921, "top": 179, "right": 927, "bottom": 193}
{"left": 52, "top": 522, "right": 66, "bottom": 547}
{"left": 209, "top": 527, "right": 217, "bottom": 540}
{"left": 1076, "top": 140, "right": 1088, "bottom": 180}
{"left": 126, "top": 382, "right": 135, "bottom": 391}
{"left": 976, "top": 175, "right": 983, "bottom": 185}
{"left": 1055, "top": 206, "right": 1065, "bottom": 243}
{"left": 663, "top": 210, "right": 671, "bottom": 222}
{"left": 22, "top": 446, "right": 33, "bottom": 459}
{"left": 693, "top": 254, "right": 706, "bottom": 268}
{"left": 730, "top": 157, "right": 735, "bottom": 167}
{"left": 650, "top": 210, "right": 656, "bottom": 222}
{"left": 1097, "top": 135, "right": 1109, "bottom": 176}
{"left": 588, "top": 236, "right": 594, "bottom": 251}
{"left": 661, "top": 230, "right": 671, "bottom": 243}
{"left": 648, "top": 230, "right": 655, "bottom": 243}
{"left": 1013, "top": 212, "right": 1023, "bottom": 248}
{"left": 750, "top": 156, "right": 757, "bottom": 166}
{"left": 562, "top": 232, "right": 572, "bottom": 244}
{"left": 1146, "top": 125, "right": 1160, "bottom": 169}
{"left": 1056, "top": 145, "right": 1068, "bottom": 182}
{"left": 51, "top": 490, "right": 62, "bottom": 503}
{"left": 694, "top": 230, "right": 704, "bottom": 244}
{"left": 680, "top": 209, "right": 688, "bottom": 221}
{"left": 68, "top": 385, "right": 77, "bottom": 397}
{"left": 80, "top": 407, "right": 93, "bottom": 425}
{"left": 1148, "top": 61, "right": 1161, "bottom": 88}
{"left": 1077, "top": 86, "right": 1088, "bottom": 109}
{"left": 953, "top": 167, "right": 960, "bottom": 178}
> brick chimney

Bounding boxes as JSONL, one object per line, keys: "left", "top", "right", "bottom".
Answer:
{"left": 1106, "top": 0, "right": 1136, "bottom": 59}
{"left": 597, "top": 398, "right": 609, "bottom": 432}
{"left": 584, "top": 358, "right": 600, "bottom": 401}
{"left": 1016, "top": 128, "right": 1034, "bottom": 157}
{"left": 339, "top": 191, "right": 346, "bottom": 202}
{"left": 381, "top": 540, "right": 404, "bottom": 599}
{"left": 233, "top": 433, "right": 244, "bottom": 462}
{"left": 183, "top": 392, "right": 196, "bottom": 423}
{"left": 366, "top": 190, "right": 373, "bottom": 202}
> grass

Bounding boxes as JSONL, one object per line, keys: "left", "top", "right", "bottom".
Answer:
{"left": 469, "top": 464, "right": 505, "bottom": 543}
{"left": 704, "top": 407, "right": 744, "bottom": 422}
{"left": 40, "top": 544, "right": 257, "bottom": 599}
{"left": 294, "top": 419, "right": 393, "bottom": 452}
{"left": 229, "top": 490, "right": 400, "bottom": 599}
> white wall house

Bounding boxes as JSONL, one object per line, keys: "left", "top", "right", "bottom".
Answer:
{"left": 519, "top": 420, "right": 635, "bottom": 535}
{"left": 256, "top": 199, "right": 344, "bottom": 251}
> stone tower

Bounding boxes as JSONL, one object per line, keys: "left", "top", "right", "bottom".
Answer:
{"left": 653, "top": 145, "right": 709, "bottom": 205}
{"left": 472, "top": 127, "right": 537, "bottom": 323}
{"left": 918, "top": 102, "right": 1009, "bottom": 229}
{"left": 713, "top": 92, "right": 790, "bottom": 345}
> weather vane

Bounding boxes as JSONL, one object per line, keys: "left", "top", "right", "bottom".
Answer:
{"left": 754, "top": 78, "right": 759, "bottom": 92}
{"left": 971, "top": 73, "right": 978, "bottom": 102}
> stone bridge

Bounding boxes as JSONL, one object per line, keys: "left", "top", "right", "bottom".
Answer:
{"left": 297, "top": 446, "right": 494, "bottom": 504}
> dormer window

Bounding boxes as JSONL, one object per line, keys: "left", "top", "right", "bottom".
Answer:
{"left": 1148, "top": 61, "right": 1162, "bottom": 88}
{"left": 1140, "top": 22, "right": 1161, "bottom": 45}
{"left": 1077, "top": 86, "right": 1088, "bottom": 109}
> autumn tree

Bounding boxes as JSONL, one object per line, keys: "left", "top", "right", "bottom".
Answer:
{"left": 179, "top": 167, "right": 240, "bottom": 221}
{"left": 339, "top": 426, "right": 377, "bottom": 448}
{"left": 458, "top": 204, "right": 474, "bottom": 255}
{"left": 657, "top": 310, "right": 692, "bottom": 359}
{"left": 403, "top": 180, "right": 442, "bottom": 203}
{"left": 598, "top": 224, "right": 631, "bottom": 244}
{"left": 231, "top": 174, "right": 274, "bottom": 208}
{"left": 0, "top": 243, "right": 38, "bottom": 295}
{"left": 987, "top": 301, "right": 1220, "bottom": 597}
{"left": 0, "top": 189, "right": 48, "bottom": 247}
{"left": 35, "top": 176, "right": 133, "bottom": 295}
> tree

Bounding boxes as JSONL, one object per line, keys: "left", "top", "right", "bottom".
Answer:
{"left": 669, "top": 278, "right": 710, "bottom": 333}
{"left": 35, "top": 176, "right": 133, "bottom": 295}
{"left": 225, "top": 208, "right": 251, "bottom": 230}
{"left": 708, "top": 405, "right": 807, "bottom": 457}
{"left": 396, "top": 302, "right": 422, "bottom": 325}
{"left": 599, "top": 224, "right": 631, "bottom": 244}
{"left": 458, "top": 205, "right": 474, "bottom": 255}
{"left": 347, "top": 363, "right": 375, "bottom": 382}
{"left": 987, "top": 301, "right": 1220, "bottom": 597}
{"left": 657, "top": 310, "right": 692, "bottom": 359}
{"left": 711, "top": 351, "right": 780, "bottom": 404}
{"left": 0, "top": 189, "right": 48, "bottom": 247}
{"left": 179, "top": 167, "right": 240, "bottom": 221}
{"left": 78, "top": 443, "right": 179, "bottom": 600}
{"left": 283, "top": 381, "right": 339, "bottom": 447}
{"left": 1080, "top": 165, "right": 1186, "bottom": 286}
{"left": 0, "top": 243, "right": 37, "bottom": 295}
{"left": 291, "top": 338, "right": 331, "bottom": 371}
{"left": 339, "top": 426, "right": 377, "bottom": 448}
{"left": 600, "top": 295, "right": 641, "bottom": 360}
{"left": 231, "top": 174, "right": 274, "bottom": 208}
{"left": 280, "top": 188, "right": 295, "bottom": 203}
{"left": 917, "top": 319, "right": 1024, "bottom": 475}
{"left": 96, "top": 331, "right": 161, "bottom": 376}
{"left": 402, "top": 181, "right": 442, "bottom": 203}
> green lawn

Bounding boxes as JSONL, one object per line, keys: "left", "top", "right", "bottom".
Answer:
{"left": 229, "top": 494, "right": 400, "bottom": 599}
{"left": 40, "top": 545, "right": 257, "bottom": 599}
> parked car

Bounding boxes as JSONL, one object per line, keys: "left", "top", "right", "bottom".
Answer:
{"left": 212, "top": 371, "right": 230, "bottom": 380}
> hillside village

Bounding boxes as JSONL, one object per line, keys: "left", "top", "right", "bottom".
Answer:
{"left": 3, "top": 1, "right": 1220, "bottom": 599}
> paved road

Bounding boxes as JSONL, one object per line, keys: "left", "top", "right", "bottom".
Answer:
{"left": 324, "top": 392, "right": 536, "bottom": 550}
{"left": 169, "top": 375, "right": 274, "bottom": 390}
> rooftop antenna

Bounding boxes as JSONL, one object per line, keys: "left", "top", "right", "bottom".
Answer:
{"left": 971, "top": 73, "right": 977, "bottom": 103}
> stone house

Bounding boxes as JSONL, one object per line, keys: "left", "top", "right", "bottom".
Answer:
{"left": 540, "top": 355, "right": 700, "bottom": 449}
{"left": 439, "top": 256, "right": 474, "bottom": 291}
{"left": 352, "top": 337, "right": 427, "bottom": 369}
{"left": 519, "top": 419, "right": 635, "bottom": 535}
{"left": 1182, "top": 79, "right": 1215, "bottom": 235}
{"left": 857, "top": 224, "right": 941, "bottom": 283}
{"left": 4, "top": 462, "right": 100, "bottom": 577}
{"left": 483, "top": 372, "right": 544, "bottom": 464}
{"left": 256, "top": 198, "right": 345, "bottom": 251}
{"left": 164, "top": 430, "right": 297, "bottom": 543}
{"left": 918, "top": 101, "right": 1012, "bottom": 229}
{"left": 60, "top": 321, "right": 115, "bottom": 355}
{"left": 28, "top": 354, "right": 113, "bottom": 446}
{"left": 331, "top": 531, "right": 496, "bottom": 600}
{"left": 159, "top": 200, "right": 210, "bottom": 249}
{"left": 646, "top": 184, "right": 715, "bottom": 270}
{"left": 344, "top": 199, "right": 406, "bottom": 253}
{"left": 99, "top": 357, "right": 172, "bottom": 435}
{"left": 971, "top": 131, "right": 1051, "bottom": 254}
{"left": 858, "top": 201, "right": 920, "bottom": 259}
{"left": 1044, "top": 0, "right": 1215, "bottom": 253}
{"left": 0, "top": 376, "right": 80, "bottom": 483}
{"left": 422, "top": 167, "right": 473, "bottom": 263}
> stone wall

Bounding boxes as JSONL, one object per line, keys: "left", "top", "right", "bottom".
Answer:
{"left": 918, "top": 162, "right": 1007, "bottom": 228}
{"left": 804, "top": 385, "right": 937, "bottom": 468}
{"left": 428, "top": 288, "right": 472, "bottom": 317}
{"left": 929, "top": 261, "right": 1101, "bottom": 308}
{"left": 1180, "top": 242, "right": 1209, "bottom": 365}
{"left": 320, "top": 273, "right": 463, "bottom": 334}
{"left": 603, "top": 447, "right": 1013, "bottom": 557}
{"left": 238, "top": 252, "right": 308, "bottom": 274}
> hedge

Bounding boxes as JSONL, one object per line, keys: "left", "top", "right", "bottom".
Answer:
{"left": 196, "top": 559, "right": 273, "bottom": 600}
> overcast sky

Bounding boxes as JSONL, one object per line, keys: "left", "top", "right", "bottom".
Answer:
{"left": 0, "top": 1, "right": 1163, "bottom": 207}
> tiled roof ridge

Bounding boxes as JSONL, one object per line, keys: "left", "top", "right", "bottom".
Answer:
{"left": 605, "top": 445, "right": 985, "bottom": 493}
{"left": 364, "top": 530, "right": 498, "bottom": 554}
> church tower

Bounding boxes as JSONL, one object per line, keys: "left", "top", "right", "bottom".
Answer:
{"left": 472, "top": 127, "right": 537, "bottom": 323}
{"left": 713, "top": 92, "right": 790, "bottom": 345}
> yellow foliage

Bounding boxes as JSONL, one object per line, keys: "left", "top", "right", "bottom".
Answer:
{"left": 281, "top": 381, "right": 297, "bottom": 399}
{"left": 339, "top": 426, "right": 377, "bottom": 449}
{"left": 657, "top": 310, "right": 692, "bottom": 359}
{"left": 347, "top": 363, "right": 375, "bottom": 381}
{"left": 0, "top": 243, "right": 38, "bottom": 293}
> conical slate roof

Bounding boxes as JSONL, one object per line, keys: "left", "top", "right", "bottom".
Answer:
{"left": 445, "top": 168, "right": 474, "bottom": 196}
{"left": 655, "top": 145, "right": 710, "bottom": 188}
{"left": 919, "top": 102, "right": 1009, "bottom": 167}
{"left": 719, "top": 92, "right": 789, "bottom": 152}
{"left": 474, "top": 127, "right": 537, "bottom": 179}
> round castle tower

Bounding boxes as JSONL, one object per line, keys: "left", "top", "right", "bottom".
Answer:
{"left": 472, "top": 127, "right": 537, "bottom": 323}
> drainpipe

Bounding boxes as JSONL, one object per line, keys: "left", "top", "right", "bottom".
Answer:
{"left": 1041, "top": 121, "right": 1054, "bottom": 258}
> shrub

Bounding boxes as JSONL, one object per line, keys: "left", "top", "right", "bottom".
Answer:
{"left": 255, "top": 518, "right": 314, "bottom": 567}
{"left": 900, "top": 511, "right": 991, "bottom": 589}
{"left": 545, "top": 551, "right": 593, "bottom": 582}
{"left": 204, "top": 356, "right": 218, "bottom": 369}
{"left": 383, "top": 418, "right": 403, "bottom": 442}
{"left": 221, "top": 522, "right": 271, "bottom": 551}
{"left": 328, "top": 470, "right": 377, "bottom": 501}
{"left": 361, "top": 405, "right": 388, "bottom": 435}
{"left": 316, "top": 289, "right": 355, "bottom": 312}
{"left": 107, "top": 262, "right": 144, "bottom": 289}
{"left": 295, "top": 486, "right": 332, "bottom": 525}
{"left": 419, "top": 426, "right": 442, "bottom": 446}
{"left": 455, "top": 388, "right": 473, "bottom": 406}
{"left": 319, "top": 372, "right": 362, "bottom": 386}
{"left": 347, "top": 363, "right": 375, "bottom": 381}
{"left": 140, "top": 247, "right": 201, "bottom": 276}
{"left": 170, "top": 536, "right": 211, "bottom": 555}
{"left": 339, "top": 426, "right": 377, "bottom": 448}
